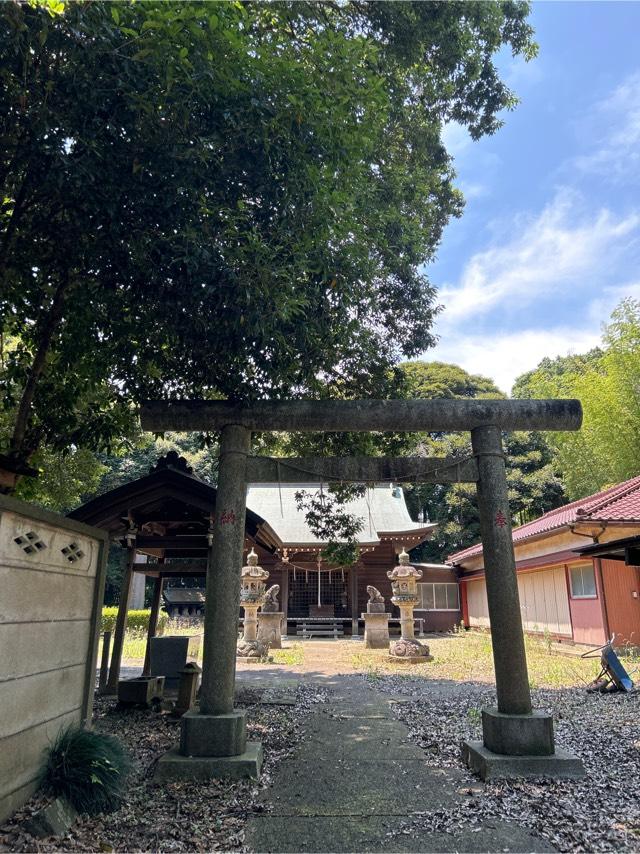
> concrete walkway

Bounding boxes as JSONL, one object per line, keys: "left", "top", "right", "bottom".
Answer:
{"left": 245, "top": 674, "right": 552, "bottom": 853}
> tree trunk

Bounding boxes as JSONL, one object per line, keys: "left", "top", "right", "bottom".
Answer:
{"left": 8, "top": 273, "right": 70, "bottom": 467}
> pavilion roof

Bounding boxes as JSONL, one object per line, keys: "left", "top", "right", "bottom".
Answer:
{"left": 246, "top": 482, "right": 436, "bottom": 549}
{"left": 68, "top": 452, "right": 279, "bottom": 556}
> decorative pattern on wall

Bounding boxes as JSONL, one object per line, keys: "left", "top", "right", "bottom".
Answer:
{"left": 13, "top": 531, "right": 46, "bottom": 554}
{"left": 61, "top": 542, "right": 85, "bottom": 563}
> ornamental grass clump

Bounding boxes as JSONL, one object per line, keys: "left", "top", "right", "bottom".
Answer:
{"left": 41, "top": 725, "right": 130, "bottom": 815}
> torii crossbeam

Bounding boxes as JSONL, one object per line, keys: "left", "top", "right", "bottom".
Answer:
{"left": 143, "top": 398, "right": 585, "bottom": 781}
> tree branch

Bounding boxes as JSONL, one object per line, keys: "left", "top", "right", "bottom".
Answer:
{"left": 9, "top": 271, "right": 70, "bottom": 461}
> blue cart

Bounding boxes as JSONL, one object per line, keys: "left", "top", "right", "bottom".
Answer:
{"left": 582, "top": 636, "right": 634, "bottom": 692}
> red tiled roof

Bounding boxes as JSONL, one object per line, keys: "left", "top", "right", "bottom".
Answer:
{"left": 449, "top": 474, "right": 640, "bottom": 564}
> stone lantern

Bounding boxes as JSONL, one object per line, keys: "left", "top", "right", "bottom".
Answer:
{"left": 237, "top": 549, "right": 270, "bottom": 658}
{"left": 387, "top": 549, "right": 432, "bottom": 662}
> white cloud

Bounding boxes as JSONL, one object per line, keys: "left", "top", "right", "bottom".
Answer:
{"left": 428, "top": 327, "right": 602, "bottom": 393}
{"left": 573, "top": 71, "right": 640, "bottom": 178}
{"left": 438, "top": 188, "right": 639, "bottom": 323}
{"left": 586, "top": 281, "right": 640, "bottom": 325}
{"left": 441, "top": 122, "right": 472, "bottom": 158}
{"left": 458, "top": 180, "right": 489, "bottom": 200}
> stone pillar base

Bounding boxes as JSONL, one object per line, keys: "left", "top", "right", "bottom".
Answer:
{"left": 482, "top": 707, "right": 554, "bottom": 755}
{"left": 155, "top": 743, "right": 263, "bottom": 781}
{"left": 462, "top": 741, "right": 584, "bottom": 780}
{"left": 362, "top": 612, "right": 390, "bottom": 649}
{"left": 389, "top": 638, "right": 432, "bottom": 662}
{"left": 237, "top": 638, "right": 269, "bottom": 658}
{"left": 257, "top": 612, "right": 283, "bottom": 649}
{"left": 180, "top": 709, "right": 247, "bottom": 757}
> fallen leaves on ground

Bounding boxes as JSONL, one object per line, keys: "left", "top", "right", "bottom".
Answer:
{"left": 0, "top": 685, "right": 326, "bottom": 853}
{"left": 372, "top": 673, "right": 640, "bottom": 852}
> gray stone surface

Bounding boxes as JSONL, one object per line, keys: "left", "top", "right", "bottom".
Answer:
{"left": 246, "top": 677, "right": 553, "bottom": 853}
{"left": 362, "top": 612, "right": 390, "bottom": 649}
{"left": 200, "top": 424, "right": 251, "bottom": 716}
{"left": 154, "top": 742, "right": 263, "bottom": 781}
{"left": 141, "top": 397, "right": 582, "bottom": 434}
{"left": 247, "top": 815, "right": 556, "bottom": 853}
{"left": 117, "top": 676, "right": 164, "bottom": 707}
{"left": 257, "top": 612, "right": 283, "bottom": 649}
{"left": 150, "top": 636, "right": 189, "bottom": 690}
{"left": 482, "top": 707, "right": 554, "bottom": 756}
{"left": 0, "top": 496, "right": 107, "bottom": 825}
{"left": 180, "top": 709, "right": 247, "bottom": 757}
{"left": 23, "top": 797, "right": 77, "bottom": 838}
{"left": 471, "top": 426, "right": 532, "bottom": 716}
{"left": 462, "top": 741, "right": 585, "bottom": 780}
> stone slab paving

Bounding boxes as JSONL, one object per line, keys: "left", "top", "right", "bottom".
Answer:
{"left": 112, "top": 642, "right": 555, "bottom": 851}
{"left": 245, "top": 675, "right": 553, "bottom": 853}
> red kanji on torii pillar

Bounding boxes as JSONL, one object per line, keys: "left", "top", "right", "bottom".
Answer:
{"left": 142, "top": 398, "right": 585, "bottom": 782}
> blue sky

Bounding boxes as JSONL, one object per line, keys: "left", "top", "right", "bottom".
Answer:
{"left": 425, "top": 1, "right": 640, "bottom": 392}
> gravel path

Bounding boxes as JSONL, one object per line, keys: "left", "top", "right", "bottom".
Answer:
{"left": 371, "top": 673, "right": 640, "bottom": 852}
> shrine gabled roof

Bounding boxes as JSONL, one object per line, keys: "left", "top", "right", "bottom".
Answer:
{"left": 449, "top": 473, "right": 640, "bottom": 565}
{"left": 68, "top": 455, "right": 278, "bottom": 547}
{"left": 245, "top": 483, "right": 435, "bottom": 549}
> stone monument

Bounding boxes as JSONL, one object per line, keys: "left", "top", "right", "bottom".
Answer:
{"left": 362, "top": 585, "right": 390, "bottom": 649}
{"left": 237, "top": 549, "right": 269, "bottom": 658}
{"left": 387, "top": 550, "right": 432, "bottom": 662}
{"left": 257, "top": 584, "right": 284, "bottom": 649}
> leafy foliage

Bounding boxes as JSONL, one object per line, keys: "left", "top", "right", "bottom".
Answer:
{"left": 0, "top": 339, "right": 108, "bottom": 509}
{"left": 1, "top": 0, "right": 535, "bottom": 474}
{"left": 512, "top": 299, "right": 640, "bottom": 499}
{"left": 294, "top": 484, "right": 365, "bottom": 566}
{"left": 397, "top": 361, "right": 565, "bottom": 561}
{"left": 101, "top": 606, "right": 168, "bottom": 634}
{"left": 40, "top": 725, "right": 130, "bottom": 815}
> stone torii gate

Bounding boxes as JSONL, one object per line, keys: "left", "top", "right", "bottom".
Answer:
{"left": 144, "top": 399, "right": 585, "bottom": 781}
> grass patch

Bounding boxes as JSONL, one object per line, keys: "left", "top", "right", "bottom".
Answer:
{"left": 269, "top": 643, "right": 304, "bottom": 666}
{"left": 99, "top": 623, "right": 300, "bottom": 665}
{"left": 346, "top": 630, "right": 639, "bottom": 689}
{"left": 98, "top": 622, "right": 203, "bottom": 664}
{"left": 41, "top": 726, "right": 130, "bottom": 815}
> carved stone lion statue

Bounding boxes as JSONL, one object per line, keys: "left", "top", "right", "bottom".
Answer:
{"left": 367, "top": 585, "right": 384, "bottom": 604}
{"left": 261, "top": 584, "right": 280, "bottom": 613}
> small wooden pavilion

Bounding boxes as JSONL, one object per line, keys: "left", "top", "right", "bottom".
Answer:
{"left": 68, "top": 452, "right": 276, "bottom": 692}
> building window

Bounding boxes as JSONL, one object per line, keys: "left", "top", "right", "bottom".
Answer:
{"left": 417, "top": 582, "right": 460, "bottom": 611}
{"left": 569, "top": 564, "right": 597, "bottom": 598}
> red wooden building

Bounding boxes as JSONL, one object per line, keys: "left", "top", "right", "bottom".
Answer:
{"left": 245, "top": 483, "right": 460, "bottom": 634}
{"left": 450, "top": 475, "right": 640, "bottom": 647}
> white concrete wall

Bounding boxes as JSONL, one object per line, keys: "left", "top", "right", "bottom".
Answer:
{"left": 0, "top": 495, "right": 107, "bottom": 823}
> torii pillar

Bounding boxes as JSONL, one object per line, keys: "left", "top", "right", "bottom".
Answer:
{"left": 144, "top": 398, "right": 585, "bottom": 781}
{"left": 156, "top": 424, "right": 262, "bottom": 780}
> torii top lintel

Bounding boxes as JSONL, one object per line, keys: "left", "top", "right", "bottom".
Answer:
{"left": 140, "top": 398, "right": 582, "bottom": 434}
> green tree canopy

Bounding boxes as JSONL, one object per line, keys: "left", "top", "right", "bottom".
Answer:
{"left": 398, "top": 361, "right": 564, "bottom": 561}
{"left": 512, "top": 299, "right": 640, "bottom": 499}
{"left": 1, "top": 0, "right": 535, "bottom": 483}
